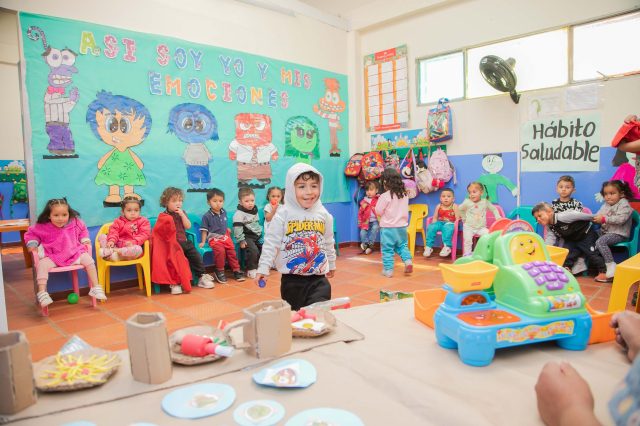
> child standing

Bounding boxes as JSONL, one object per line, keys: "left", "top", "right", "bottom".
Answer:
{"left": 233, "top": 187, "right": 263, "bottom": 279}
{"left": 159, "top": 187, "right": 215, "bottom": 293}
{"left": 200, "top": 188, "right": 245, "bottom": 283}
{"left": 99, "top": 197, "right": 151, "bottom": 261}
{"left": 552, "top": 175, "right": 588, "bottom": 275}
{"left": 532, "top": 202, "right": 606, "bottom": 277}
{"left": 375, "top": 168, "right": 413, "bottom": 278}
{"left": 256, "top": 164, "right": 336, "bottom": 310}
{"left": 424, "top": 188, "right": 459, "bottom": 257}
{"left": 24, "top": 198, "right": 106, "bottom": 307}
{"left": 358, "top": 180, "right": 380, "bottom": 255}
{"left": 458, "top": 182, "right": 502, "bottom": 256}
{"left": 592, "top": 180, "right": 634, "bottom": 282}
{"left": 263, "top": 186, "right": 283, "bottom": 235}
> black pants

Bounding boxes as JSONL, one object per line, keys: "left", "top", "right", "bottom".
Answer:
{"left": 564, "top": 229, "right": 606, "bottom": 273}
{"left": 243, "top": 236, "right": 262, "bottom": 270}
{"left": 179, "top": 240, "right": 205, "bottom": 278}
{"left": 281, "top": 274, "right": 331, "bottom": 311}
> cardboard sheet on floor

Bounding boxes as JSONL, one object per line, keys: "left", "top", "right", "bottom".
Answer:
{"left": 1, "top": 318, "right": 363, "bottom": 424}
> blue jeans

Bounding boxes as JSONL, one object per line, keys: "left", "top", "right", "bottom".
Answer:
{"left": 380, "top": 227, "right": 412, "bottom": 271}
{"left": 359, "top": 220, "right": 380, "bottom": 247}
{"left": 426, "top": 221, "right": 455, "bottom": 248}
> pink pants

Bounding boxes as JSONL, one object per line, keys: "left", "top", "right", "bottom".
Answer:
{"left": 36, "top": 253, "right": 98, "bottom": 287}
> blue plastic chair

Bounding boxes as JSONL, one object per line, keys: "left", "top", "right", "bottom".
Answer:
{"left": 613, "top": 210, "right": 640, "bottom": 258}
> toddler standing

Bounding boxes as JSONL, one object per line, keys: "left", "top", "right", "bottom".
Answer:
{"left": 99, "top": 196, "right": 150, "bottom": 261}
{"left": 458, "top": 182, "right": 502, "bottom": 256}
{"left": 233, "top": 187, "right": 263, "bottom": 279}
{"left": 263, "top": 186, "right": 283, "bottom": 236}
{"left": 593, "top": 180, "right": 634, "bottom": 282}
{"left": 424, "top": 188, "right": 459, "bottom": 257}
{"left": 375, "top": 168, "right": 413, "bottom": 278}
{"left": 24, "top": 198, "right": 106, "bottom": 307}
{"left": 358, "top": 180, "right": 380, "bottom": 255}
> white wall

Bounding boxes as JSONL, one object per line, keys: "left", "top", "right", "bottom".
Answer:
{"left": 353, "top": 0, "right": 640, "bottom": 155}
{"left": 0, "top": 9, "right": 24, "bottom": 160}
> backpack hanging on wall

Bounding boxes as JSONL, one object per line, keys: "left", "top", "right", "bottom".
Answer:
{"left": 384, "top": 149, "right": 401, "bottom": 172}
{"left": 399, "top": 149, "right": 418, "bottom": 199}
{"left": 427, "top": 147, "right": 456, "bottom": 189}
{"left": 415, "top": 148, "right": 436, "bottom": 194}
{"left": 361, "top": 151, "right": 385, "bottom": 182}
{"left": 427, "top": 98, "right": 453, "bottom": 142}
{"left": 344, "top": 153, "right": 364, "bottom": 178}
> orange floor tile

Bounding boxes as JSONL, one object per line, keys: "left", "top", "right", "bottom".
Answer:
{"left": 2, "top": 245, "right": 635, "bottom": 362}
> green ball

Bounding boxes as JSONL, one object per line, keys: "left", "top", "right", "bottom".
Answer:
{"left": 67, "top": 293, "right": 79, "bottom": 304}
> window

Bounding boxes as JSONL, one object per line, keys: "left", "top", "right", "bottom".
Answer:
{"left": 573, "top": 12, "right": 640, "bottom": 82}
{"left": 467, "top": 29, "right": 568, "bottom": 99}
{"left": 417, "top": 51, "right": 464, "bottom": 105}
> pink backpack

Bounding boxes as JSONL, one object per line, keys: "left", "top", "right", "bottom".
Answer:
{"left": 427, "top": 147, "right": 456, "bottom": 189}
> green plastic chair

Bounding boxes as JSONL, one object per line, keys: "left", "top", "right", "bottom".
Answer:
{"left": 613, "top": 210, "right": 640, "bottom": 258}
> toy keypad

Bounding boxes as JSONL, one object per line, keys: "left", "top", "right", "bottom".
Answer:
{"left": 522, "top": 260, "right": 569, "bottom": 291}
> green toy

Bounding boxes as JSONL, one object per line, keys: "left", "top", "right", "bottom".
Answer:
{"left": 67, "top": 293, "right": 79, "bottom": 304}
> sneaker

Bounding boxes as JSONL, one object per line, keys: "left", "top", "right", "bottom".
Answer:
{"left": 197, "top": 275, "right": 215, "bottom": 289}
{"left": 170, "top": 285, "right": 183, "bottom": 295}
{"left": 247, "top": 269, "right": 257, "bottom": 279}
{"left": 233, "top": 271, "right": 246, "bottom": 282}
{"left": 37, "top": 291, "right": 53, "bottom": 307}
{"left": 382, "top": 269, "right": 393, "bottom": 278}
{"left": 439, "top": 246, "right": 451, "bottom": 257}
{"left": 423, "top": 246, "right": 433, "bottom": 257}
{"left": 571, "top": 257, "right": 588, "bottom": 275}
{"left": 212, "top": 269, "right": 228, "bottom": 284}
{"left": 404, "top": 262, "right": 413, "bottom": 274}
{"left": 605, "top": 262, "right": 616, "bottom": 279}
{"left": 360, "top": 243, "right": 367, "bottom": 251}
{"left": 99, "top": 247, "right": 113, "bottom": 260}
{"left": 365, "top": 247, "right": 373, "bottom": 255}
{"left": 88, "top": 286, "right": 107, "bottom": 300}
{"left": 594, "top": 273, "right": 613, "bottom": 283}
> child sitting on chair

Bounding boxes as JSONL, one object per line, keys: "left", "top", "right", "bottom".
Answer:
{"left": 458, "top": 182, "right": 502, "bottom": 256}
{"left": 424, "top": 188, "right": 459, "bottom": 258}
{"left": 24, "top": 198, "right": 106, "bottom": 307}
{"left": 233, "top": 187, "right": 263, "bottom": 279}
{"left": 99, "top": 196, "right": 150, "bottom": 261}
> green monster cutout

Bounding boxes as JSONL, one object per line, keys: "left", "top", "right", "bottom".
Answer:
{"left": 284, "top": 116, "right": 320, "bottom": 164}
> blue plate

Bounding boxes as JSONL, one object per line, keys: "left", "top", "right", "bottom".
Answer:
{"left": 286, "top": 408, "right": 364, "bottom": 426}
{"left": 161, "top": 383, "right": 235, "bottom": 419}
{"left": 233, "top": 399, "right": 285, "bottom": 426}
{"left": 252, "top": 359, "right": 316, "bottom": 388}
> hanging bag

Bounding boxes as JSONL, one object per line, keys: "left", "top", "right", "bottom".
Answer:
{"left": 400, "top": 149, "right": 418, "bottom": 199}
{"left": 427, "top": 98, "right": 453, "bottom": 143}
{"left": 416, "top": 148, "right": 435, "bottom": 194}
{"left": 384, "top": 149, "right": 401, "bottom": 172}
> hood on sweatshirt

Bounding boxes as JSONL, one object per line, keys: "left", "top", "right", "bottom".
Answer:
{"left": 285, "top": 163, "right": 324, "bottom": 211}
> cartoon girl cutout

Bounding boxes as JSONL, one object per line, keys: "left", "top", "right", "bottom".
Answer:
{"left": 284, "top": 116, "right": 320, "bottom": 164}
{"left": 86, "top": 91, "right": 151, "bottom": 204}
{"left": 313, "top": 78, "right": 345, "bottom": 157}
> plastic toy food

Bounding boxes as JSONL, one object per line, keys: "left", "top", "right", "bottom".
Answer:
{"left": 179, "top": 334, "right": 234, "bottom": 358}
{"left": 290, "top": 308, "right": 316, "bottom": 323}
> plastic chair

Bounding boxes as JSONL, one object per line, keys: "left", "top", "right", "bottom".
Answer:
{"left": 186, "top": 213, "right": 212, "bottom": 260}
{"left": 407, "top": 204, "right": 428, "bottom": 257}
{"left": 613, "top": 210, "right": 640, "bottom": 258}
{"left": 607, "top": 253, "right": 640, "bottom": 312}
{"left": 95, "top": 223, "right": 152, "bottom": 297}
{"left": 507, "top": 205, "right": 539, "bottom": 234}
{"left": 425, "top": 216, "right": 461, "bottom": 261}
{"left": 30, "top": 251, "right": 97, "bottom": 316}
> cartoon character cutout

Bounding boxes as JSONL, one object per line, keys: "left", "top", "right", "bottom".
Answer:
{"left": 27, "top": 26, "right": 79, "bottom": 158}
{"left": 284, "top": 233, "right": 326, "bottom": 274}
{"left": 86, "top": 91, "right": 151, "bottom": 205}
{"left": 228, "top": 113, "right": 278, "bottom": 188}
{"left": 476, "top": 154, "right": 518, "bottom": 203}
{"left": 313, "top": 78, "right": 345, "bottom": 157}
{"left": 167, "top": 103, "right": 218, "bottom": 191}
{"left": 284, "top": 116, "right": 319, "bottom": 164}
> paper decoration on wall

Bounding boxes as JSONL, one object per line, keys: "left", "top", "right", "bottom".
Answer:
{"left": 233, "top": 400, "right": 285, "bottom": 426}
{"left": 0, "top": 161, "right": 26, "bottom": 183}
{"left": 477, "top": 154, "right": 518, "bottom": 203}
{"left": 364, "top": 45, "right": 409, "bottom": 132}
{"left": 228, "top": 113, "right": 278, "bottom": 188}
{"left": 284, "top": 116, "right": 320, "bottom": 164}
{"left": 370, "top": 128, "right": 429, "bottom": 151}
{"left": 285, "top": 408, "right": 364, "bottom": 426}
{"left": 313, "top": 78, "right": 345, "bottom": 157}
{"left": 161, "top": 383, "right": 236, "bottom": 419}
{"left": 27, "top": 26, "right": 80, "bottom": 159}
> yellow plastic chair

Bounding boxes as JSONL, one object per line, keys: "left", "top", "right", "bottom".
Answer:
{"left": 95, "top": 222, "right": 152, "bottom": 297}
{"left": 607, "top": 253, "right": 640, "bottom": 313}
{"left": 407, "top": 204, "right": 428, "bottom": 257}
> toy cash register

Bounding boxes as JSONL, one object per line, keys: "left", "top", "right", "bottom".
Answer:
{"left": 434, "top": 228, "right": 591, "bottom": 366}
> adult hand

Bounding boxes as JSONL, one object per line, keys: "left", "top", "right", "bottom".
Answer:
{"left": 611, "top": 311, "right": 640, "bottom": 362}
{"left": 535, "top": 361, "right": 598, "bottom": 426}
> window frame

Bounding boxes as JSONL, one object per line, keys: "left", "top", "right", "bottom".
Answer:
{"left": 415, "top": 50, "right": 466, "bottom": 106}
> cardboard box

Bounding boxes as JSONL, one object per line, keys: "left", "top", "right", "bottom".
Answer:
{"left": 126, "top": 312, "right": 172, "bottom": 384}
{"left": 242, "top": 300, "right": 292, "bottom": 358}
{"left": 0, "top": 331, "right": 37, "bottom": 414}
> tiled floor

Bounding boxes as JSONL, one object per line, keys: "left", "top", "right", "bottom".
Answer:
{"left": 2, "top": 245, "right": 623, "bottom": 362}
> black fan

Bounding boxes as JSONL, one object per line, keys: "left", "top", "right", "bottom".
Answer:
{"left": 479, "top": 55, "right": 520, "bottom": 104}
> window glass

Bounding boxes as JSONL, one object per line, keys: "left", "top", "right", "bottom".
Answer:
{"left": 418, "top": 51, "right": 464, "bottom": 104}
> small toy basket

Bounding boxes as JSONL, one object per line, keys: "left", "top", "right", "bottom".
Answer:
{"left": 439, "top": 261, "right": 498, "bottom": 293}
{"left": 291, "top": 309, "right": 337, "bottom": 338}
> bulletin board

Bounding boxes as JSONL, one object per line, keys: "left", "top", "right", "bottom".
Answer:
{"left": 19, "top": 12, "right": 350, "bottom": 227}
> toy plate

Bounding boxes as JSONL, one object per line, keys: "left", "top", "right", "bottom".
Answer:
{"left": 233, "top": 400, "right": 285, "bottom": 426}
{"left": 161, "top": 383, "right": 236, "bottom": 419}
{"left": 285, "top": 408, "right": 364, "bottom": 426}
{"left": 252, "top": 358, "right": 317, "bottom": 388}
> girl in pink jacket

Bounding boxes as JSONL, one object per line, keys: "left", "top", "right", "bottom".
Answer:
{"left": 24, "top": 198, "right": 106, "bottom": 307}
{"left": 98, "top": 197, "right": 151, "bottom": 261}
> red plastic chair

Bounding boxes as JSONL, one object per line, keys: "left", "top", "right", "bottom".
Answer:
{"left": 31, "top": 251, "right": 97, "bottom": 316}
{"left": 425, "top": 217, "right": 462, "bottom": 261}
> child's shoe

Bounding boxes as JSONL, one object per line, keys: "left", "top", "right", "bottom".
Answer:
{"left": 247, "top": 269, "right": 257, "bottom": 279}
{"left": 594, "top": 272, "right": 613, "bottom": 283}
{"left": 88, "top": 286, "right": 107, "bottom": 300}
{"left": 233, "top": 271, "right": 246, "bottom": 282}
{"left": 212, "top": 269, "right": 228, "bottom": 283}
{"left": 571, "top": 257, "right": 588, "bottom": 275}
{"left": 197, "top": 274, "right": 215, "bottom": 289}
{"left": 382, "top": 269, "right": 393, "bottom": 278}
{"left": 439, "top": 246, "right": 452, "bottom": 257}
{"left": 37, "top": 291, "right": 53, "bottom": 307}
{"left": 364, "top": 245, "right": 373, "bottom": 255}
{"left": 170, "top": 285, "right": 183, "bottom": 295}
{"left": 360, "top": 243, "right": 367, "bottom": 252}
{"left": 99, "top": 247, "right": 113, "bottom": 260}
{"left": 423, "top": 246, "right": 433, "bottom": 257}
{"left": 404, "top": 261, "right": 413, "bottom": 274}
{"left": 605, "top": 262, "right": 616, "bottom": 279}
